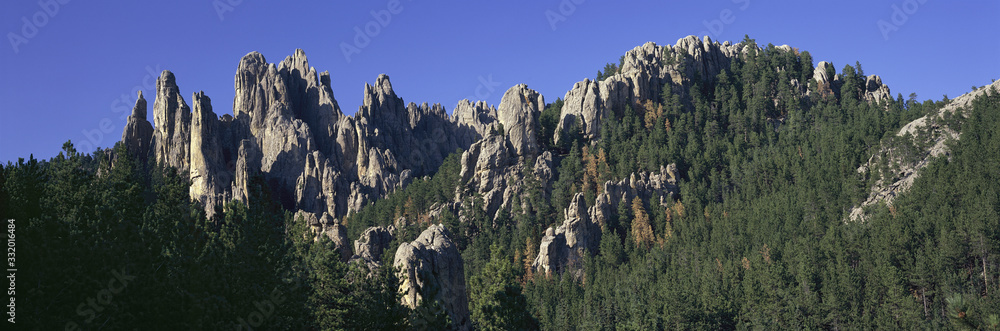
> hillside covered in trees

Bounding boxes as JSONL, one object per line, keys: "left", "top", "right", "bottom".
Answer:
{"left": 2, "top": 35, "right": 998, "bottom": 329}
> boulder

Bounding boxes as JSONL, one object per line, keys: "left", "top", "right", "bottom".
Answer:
{"left": 394, "top": 224, "right": 470, "bottom": 330}
{"left": 351, "top": 225, "right": 396, "bottom": 269}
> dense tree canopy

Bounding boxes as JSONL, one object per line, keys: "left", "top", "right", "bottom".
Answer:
{"left": 3, "top": 36, "right": 997, "bottom": 329}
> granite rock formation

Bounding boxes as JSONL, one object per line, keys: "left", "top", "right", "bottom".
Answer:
{"left": 393, "top": 224, "right": 470, "bottom": 330}
{"left": 532, "top": 165, "right": 679, "bottom": 280}
{"left": 351, "top": 225, "right": 396, "bottom": 269}
{"left": 555, "top": 37, "right": 753, "bottom": 144}
{"left": 126, "top": 49, "right": 490, "bottom": 220}
{"left": 152, "top": 71, "right": 192, "bottom": 173}
{"left": 850, "top": 80, "right": 1000, "bottom": 221}
{"left": 454, "top": 84, "right": 554, "bottom": 220}
{"left": 120, "top": 91, "right": 153, "bottom": 162}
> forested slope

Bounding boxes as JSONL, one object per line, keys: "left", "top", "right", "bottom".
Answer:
{"left": 2, "top": 36, "right": 998, "bottom": 329}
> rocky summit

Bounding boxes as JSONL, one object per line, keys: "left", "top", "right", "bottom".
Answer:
{"left": 118, "top": 36, "right": 895, "bottom": 230}
{"left": 121, "top": 50, "right": 497, "bottom": 222}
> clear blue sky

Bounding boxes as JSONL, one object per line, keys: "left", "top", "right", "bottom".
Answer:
{"left": 1, "top": 0, "right": 997, "bottom": 163}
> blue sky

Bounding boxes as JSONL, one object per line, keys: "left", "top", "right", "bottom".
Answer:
{"left": 1, "top": 0, "right": 997, "bottom": 163}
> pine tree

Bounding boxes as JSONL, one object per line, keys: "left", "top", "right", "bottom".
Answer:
{"left": 470, "top": 244, "right": 539, "bottom": 330}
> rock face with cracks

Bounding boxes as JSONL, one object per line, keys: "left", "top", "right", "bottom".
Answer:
{"left": 125, "top": 40, "right": 885, "bottom": 224}
{"left": 350, "top": 225, "right": 396, "bottom": 269}
{"left": 120, "top": 91, "right": 153, "bottom": 162}
{"left": 126, "top": 49, "right": 488, "bottom": 220}
{"left": 152, "top": 71, "right": 192, "bottom": 174}
{"left": 393, "top": 224, "right": 470, "bottom": 331}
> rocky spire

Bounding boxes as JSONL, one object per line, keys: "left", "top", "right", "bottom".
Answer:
{"left": 152, "top": 70, "right": 192, "bottom": 173}
{"left": 497, "top": 84, "right": 543, "bottom": 157}
{"left": 120, "top": 91, "right": 153, "bottom": 162}
{"left": 189, "top": 92, "right": 231, "bottom": 217}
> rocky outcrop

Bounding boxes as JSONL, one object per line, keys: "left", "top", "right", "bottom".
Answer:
{"left": 668, "top": 36, "right": 746, "bottom": 86}
{"left": 553, "top": 36, "right": 896, "bottom": 145}
{"left": 231, "top": 139, "right": 261, "bottom": 204}
{"left": 532, "top": 165, "right": 678, "bottom": 280}
{"left": 459, "top": 134, "right": 517, "bottom": 218}
{"left": 451, "top": 99, "right": 498, "bottom": 148}
{"left": 351, "top": 225, "right": 396, "bottom": 269}
{"left": 189, "top": 92, "right": 232, "bottom": 216}
{"left": 556, "top": 78, "right": 604, "bottom": 144}
{"left": 813, "top": 61, "right": 836, "bottom": 85}
{"left": 295, "top": 210, "right": 351, "bottom": 261}
{"left": 812, "top": 62, "right": 891, "bottom": 104}
{"left": 317, "top": 212, "right": 352, "bottom": 262}
{"left": 863, "top": 75, "right": 892, "bottom": 104}
{"left": 533, "top": 193, "right": 599, "bottom": 281}
{"left": 394, "top": 224, "right": 470, "bottom": 330}
{"left": 454, "top": 85, "right": 551, "bottom": 219}
{"left": 533, "top": 151, "right": 555, "bottom": 195}
{"left": 850, "top": 80, "right": 1000, "bottom": 221}
{"left": 126, "top": 39, "right": 899, "bottom": 226}
{"left": 295, "top": 151, "right": 342, "bottom": 218}
{"left": 124, "top": 49, "right": 488, "bottom": 222}
{"left": 497, "top": 84, "right": 543, "bottom": 157}
{"left": 152, "top": 71, "right": 192, "bottom": 173}
{"left": 120, "top": 91, "right": 153, "bottom": 162}
{"left": 812, "top": 61, "right": 840, "bottom": 97}
{"left": 589, "top": 164, "right": 679, "bottom": 229}
{"left": 555, "top": 37, "right": 751, "bottom": 144}
{"left": 359, "top": 75, "right": 466, "bottom": 177}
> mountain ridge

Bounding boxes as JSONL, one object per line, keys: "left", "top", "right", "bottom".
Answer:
{"left": 120, "top": 35, "right": 898, "bottom": 224}
{"left": 108, "top": 34, "right": 995, "bottom": 328}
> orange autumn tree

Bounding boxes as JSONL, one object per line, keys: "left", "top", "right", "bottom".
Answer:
{"left": 582, "top": 146, "right": 611, "bottom": 200}
{"left": 643, "top": 100, "right": 664, "bottom": 130}
{"left": 631, "top": 196, "right": 654, "bottom": 248}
